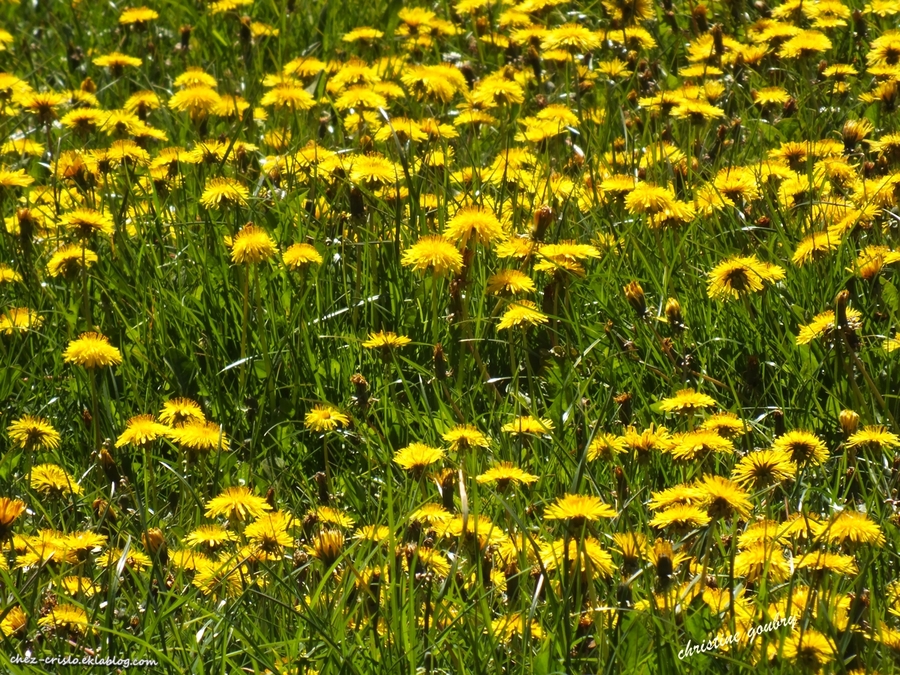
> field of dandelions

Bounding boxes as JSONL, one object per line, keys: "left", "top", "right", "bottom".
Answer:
{"left": 2, "top": 0, "right": 900, "bottom": 672}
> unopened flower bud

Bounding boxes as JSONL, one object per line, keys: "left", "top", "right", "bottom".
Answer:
{"left": 839, "top": 409, "right": 859, "bottom": 437}
{"left": 624, "top": 281, "right": 647, "bottom": 317}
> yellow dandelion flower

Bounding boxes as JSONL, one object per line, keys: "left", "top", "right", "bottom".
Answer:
{"left": 362, "top": 331, "right": 411, "bottom": 350}
{"left": 283, "top": 243, "right": 323, "bottom": 269}
{"left": 393, "top": 442, "right": 445, "bottom": 472}
{"left": 707, "top": 255, "right": 785, "bottom": 300}
{"left": 115, "top": 414, "right": 171, "bottom": 448}
{"left": 544, "top": 494, "right": 616, "bottom": 522}
{"left": 401, "top": 235, "right": 463, "bottom": 275}
{"left": 305, "top": 405, "right": 349, "bottom": 432}
{"left": 497, "top": 300, "right": 548, "bottom": 330}
{"left": 63, "top": 332, "right": 122, "bottom": 369}
{"left": 171, "top": 420, "right": 229, "bottom": 452}
{"left": 205, "top": 486, "right": 271, "bottom": 522}
{"left": 30, "top": 463, "right": 82, "bottom": 496}
{"left": 230, "top": 223, "right": 276, "bottom": 264}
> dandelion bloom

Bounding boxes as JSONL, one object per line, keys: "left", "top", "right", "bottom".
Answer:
{"left": 205, "top": 486, "right": 272, "bottom": 521}
{"left": 169, "top": 86, "right": 222, "bottom": 117}
{"left": 0, "top": 264, "right": 22, "bottom": 283}
{"left": 201, "top": 177, "right": 249, "bottom": 209}
{"left": 0, "top": 607, "right": 26, "bottom": 637}
{"left": 305, "top": 405, "right": 350, "bottom": 432}
{"left": 393, "top": 442, "right": 445, "bottom": 472}
{"left": 731, "top": 449, "right": 796, "bottom": 488}
{"left": 544, "top": 494, "right": 616, "bottom": 522}
{"left": 93, "top": 51, "right": 142, "bottom": 71}
{"left": 0, "top": 497, "right": 26, "bottom": 538}
{"left": 401, "top": 235, "right": 463, "bottom": 275}
{"left": 486, "top": 269, "right": 535, "bottom": 295}
{"left": 245, "top": 511, "right": 294, "bottom": 555}
{"left": 700, "top": 412, "right": 747, "bottom": 438}
{"left": 820, "top": 510, "right": 885, "bottom": 545}
{"left": 696, "top": 475, "right": 752, "bottom": 519}
{"left": 443, "top": 206, "right": 504, "bottom": 246}
{"left": 476, "top": 462, "right": 538, "bottom": 489}
{"left": 772, "top": 430, "right": 829, "bottom": 465}
{"left": 707, "top": 255, "right": 785, "bottom": 300}
{"left": 649, "top": 505, "right": 712, "bottom": 530}
{"left": 7, "top": 415, "right": 60, "bottom": 451}
{"left": 60, "top": 208, "right": 115, "bottom": 238}
{"left": 283, "top": 243, "right": 323, "bottom": 269}
{"left": 115, "top": 414, "right": 171, "bottom": 448}
{"left": 625, "top": 183, "right": 677, "bottom": 215}
{"left": 308, "top": 505, "right": 355, "bottom": 529}
{"left": 501, "top": 418, "right": 553, "bottom": 440}
{"left": 497, "top": 300, "right": 548, "bottom": 330}
{"left": 0, "top": 307, "right": 38, "bottom": 335}
{"left": 846, "top": 425, "right": 900, "bottom": 449}
{"left": 119, "top": 7, "right": 159, "bottom": 24}
{"left": 777, "top": 630, "right": 837, "bottom": 671}
{"left": 734, "top": 543, "right": 791, "bottom": 582}
{"left": 184, "top": 524, "right": 236, "bottom": 550}
{"left": 587, "top": 433, "right": 627, "bottom": 461}
{"left": 540, "top": 537, "right": 615, "bottom": 579}
{"left": 658, "top": 388, "right": 717, "bottom": 414}
{"left": 47, "top": 245, "right": 98, "bottom": 278}
{"left": 30, "top": 463, "right": 82, "bottom": 496}
{"left": 171, "top": 420, "right": 229, "bottom": 452}
{"left": 305, "top": 529, "right": 345, "bottom": 566}
{"left": 442, "top": 424, "right": 489, "bottom": 451}
{"left": 668, "top": 430, "right": 734, "bottom": 460}
{"left": 37, "top": 604, "right": 93, "bottom": 635}
{"left": 796, "top": 308, "right": 862, "bottom": 345}
{"left": 230, "top": 223, "right": 276, "bottom": 264}
{"left": 362, "top": 331, "right": 411, "bottom": 350}
{"left": 491, "top": 612, "right": 543, "bottom": 642}
{"left": 63, "top": 332, "right": 122, "bottom": 369}
{"left": 158, "top": 397, "right": 205, "bottom": 426}
{"left": 192, "top": 559, "right": 244, "bottom": 599}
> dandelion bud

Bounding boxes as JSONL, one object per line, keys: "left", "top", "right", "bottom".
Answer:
{"left": 92, "top": 498, "right": 117, "bottom": 523}
{"left": 179, "top": 25, "right": 192, "bottom": 51}
{"left": 711, "top": 24, "right": 724, "bottom": 56}
{"left": 839, "top": 409, "right": 860, "bottom": 437}
{"left": 265, "top": 486, "right": 276, "bottom": 511}
{"left": 852, "top": 10, "right": 866, "bottom": 39}
{"left": 783, "top": 97, "right": 797, "bottom": 116}
{"left": 351, "top": 373, "right": 370, "bottom": 410}
{"left": 772, "top": 409, "right": 785, "bottom": 438}
{"left": 692, "top": 4, "right": 708, "bottom": 33}
{"left": 80, "top": 77, "right": 96, "bottom": 94}
{"left": 433, "top": 343, "right": 448, "bottom": 380}
{"left": 314, "top": 471, "right": 331, "bottom": 505}
{"left": 835, "top": 290, "right": 851, "bottom": 328}
{"left": 143, "top": 528, "right": 166, "bottom": 556}
{"left": 532, "top": 205, "right": 553, "bottom": 242}
{"left": 665, "top": 297, "right": 684, "bottom": 330}
{"left": 614, "top": 392, "right": 632, "bottom": 426}
{"left": 623, "top": 281, "right": 647, "bottom": 317}
{"left": 98, "top": 448, "right": 121, "bottom": 484}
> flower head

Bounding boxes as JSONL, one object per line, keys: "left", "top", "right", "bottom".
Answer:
{"left": 63, "top": 332, "right": 122, "bottom": 369}
{"left": 476, "top": 462, "right": 538, "bottom": 489}
{"left": 442, "top": 424, "right": 490, "bottom": 452}
{"left": 230, "top": 223, "right": 276, "bottom": 264}
{"left": 205, "top": 486, "right": 271, "bottom": 521}
{"left": 444, "top": 206, "right": 504, "bottom": 246}
{"left": 497, "top": 300, "right": 548, "bottom": 330}
{"left": 544, "top": 494, "right": 617, "bottom": 523}
{"left": 201, "top": 177, "right": 249, "bottom": 209}
{"left": 394, "top": 442, "right": 444, "bottom": 473}
{"left": 658, "top": 388, "right": 717, "bottom": 414}
{"left": 31, "top": 464, "right": 82, "bottom": 496}
{"left": 158, "top": 398, "right": 205, "bottom": 426}
{"left": 305, "top": 405, "right": 350, "bottom": 432}
{"left": 362, "top": 331, "right": 411, "bottom": 350}
{"left": 7, "top": 415, "right": 60, "bottom": 451}
{"left": 283, "top": 243, "right": 323, "bottom": 269}
{"left": 707, "top": 255, "right": 785, "bottom": 300}
{"left": 401, "top": 235, "right": 463, "bottom": 275}
{"left": 115, "top": 414, "right": 171, "bottom": 448}
{"left": 171, "top": 420, "right": 229, "bottom": 452}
